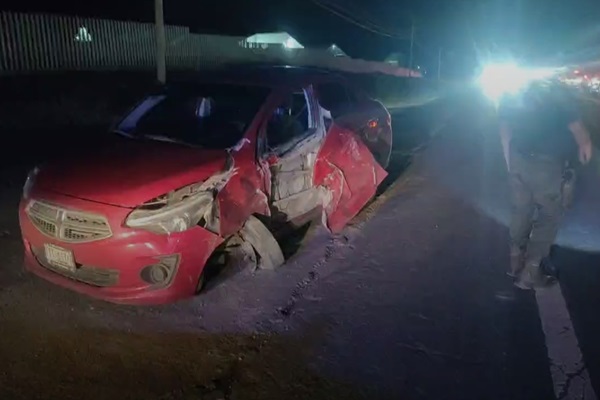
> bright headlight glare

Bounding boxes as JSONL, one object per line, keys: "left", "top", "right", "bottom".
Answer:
{"left": 478, "top": 63, "right": 557, "bottom": 102}
{"left": 478, "top": 63, "right": 526, "bottom": 102}
{"left": 125, "top": 190, "right": 215, "bottom": 234}
{"left": 23, "top": 167, "right": 39, "bottom": 199}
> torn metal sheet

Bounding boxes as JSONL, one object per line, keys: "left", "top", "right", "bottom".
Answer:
{"left": 271, "top": 169, "right": 313, "bottom": 201}
{"left": 271, "top": 186, "right": 328, "bottom": 222}
{"left": 228, "top": 137, "right": 251, "bottom": 153}
{"left": 333, "top": 100, "right": 393, "bottom": 169}
{"left": 268, "top": 133, "right": 322, "bottom": 203}
{"left": 314, "top": 125, "right": 388, "bottom": 233}
{"left": 217, "top": 153, "right": 271, "bottom": 237}
{"left": 200, "top": 165, "right": 238, "bottom": 192}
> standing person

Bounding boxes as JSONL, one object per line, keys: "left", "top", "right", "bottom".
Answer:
{"left": 498, "top": 81, "right": 593, "bottom": 289}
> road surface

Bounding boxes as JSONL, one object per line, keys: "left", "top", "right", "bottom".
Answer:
{"left": 0, "top": 95, "right": 599, "bottom": 400}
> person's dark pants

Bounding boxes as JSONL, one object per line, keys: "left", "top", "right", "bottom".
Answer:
{"left": 508, "top": 147, "right": 565, "bottom": 278}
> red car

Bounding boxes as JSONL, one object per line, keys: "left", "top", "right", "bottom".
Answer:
{"left": 19, "top": 66, "right": 392, "bottom": 305}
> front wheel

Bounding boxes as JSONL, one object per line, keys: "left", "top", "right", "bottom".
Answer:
{"left": 239, "top": 215, "right": 285, "bottom": 270}
{"left": 195, "top": 235, "right": 258, "bottom": 295}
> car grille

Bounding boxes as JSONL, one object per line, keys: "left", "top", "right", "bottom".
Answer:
{"left": 26, "top": 200, "right": 112, "bottom": 243}
{"left": 32, "top": 246, "right": 119, "bottom": 287}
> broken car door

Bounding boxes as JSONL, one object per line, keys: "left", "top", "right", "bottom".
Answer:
{"left": 259, "top": 86, "right": 327, "bottom": 224}
{"left": 211, "top": 91, "right": 273, "bottom": 237}
{"left": 313, "top": 84, "right": 389, "bottom": 233}
{"left": 317, "top": 82, "right": 393, "bottom": 169}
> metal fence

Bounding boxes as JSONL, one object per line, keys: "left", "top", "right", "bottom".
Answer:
{"left": 0, "top": 11, "right": 418, "bottom": 77}
{"left": 0, "top": 11, "right": 249, "bottom": 73}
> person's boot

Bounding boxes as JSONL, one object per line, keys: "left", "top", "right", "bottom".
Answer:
{"left": 508, "top": 245, "right": 525, "bottom": 279}
{"left": 514, "top": 263, "right": 557, "bottom": 290}
{"left": 540, "top": 256, "right": 559, "bottom": 279}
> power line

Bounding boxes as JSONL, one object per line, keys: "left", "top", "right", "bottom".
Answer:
{"left": 311, "top": 0, "right": 399, "bottom": 37}
{"left": 315, "top": 0, "right": 380, "bottom": 25}
{"left": 311, "top": 0, "right": 442, "bottom": 73}
{"left": 310, "top": 0, "right": 408, "bottom": 39}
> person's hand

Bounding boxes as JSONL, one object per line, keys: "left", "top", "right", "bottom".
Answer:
{"left": 569, "top": 120, "right": 593, "bottom": 164}
{"left": 579, "top": 142, "right": 593, "bottom": 165}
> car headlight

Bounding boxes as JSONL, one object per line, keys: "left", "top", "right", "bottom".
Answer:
{"left": 125, "top": 183, "right": 220, "bottom": 235}
{"left": 23, "top": 167, "right": 39, "bottom": 200}
{"left": 478, "top": 62, "right": 558, "bottom": 103}
{"left": 478, "top": 63, "right": 529, "bottom": 102}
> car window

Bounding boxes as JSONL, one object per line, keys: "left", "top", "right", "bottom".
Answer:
{"left": 115, "top": 84, "right": 270, "bottom": 149}
{"left": 265, "top": 88, "right": 315, "bottom": 149}
{"left": 317, "top": 82, "right": 356, "bottom": 118}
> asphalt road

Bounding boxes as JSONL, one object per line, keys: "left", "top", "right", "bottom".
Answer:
{"left": 0, "top": 95, "right": 599, "bottom": 400}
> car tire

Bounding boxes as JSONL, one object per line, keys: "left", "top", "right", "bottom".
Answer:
{"left": 195, "top": 235, "right": 258, "bottom": 294}
{"left": 239, "top": 215, "right": 285, "bottom": 270}
{"left": 195, "top": 271, "right": 207, "bottom": 294}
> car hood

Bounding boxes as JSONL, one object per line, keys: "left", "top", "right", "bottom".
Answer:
{"left": 36, "top": 136, "right": 229, "bottom": 208}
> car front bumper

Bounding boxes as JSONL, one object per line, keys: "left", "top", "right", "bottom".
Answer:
{"left": 19, "top": 189, "right": 223, "bottom": 305}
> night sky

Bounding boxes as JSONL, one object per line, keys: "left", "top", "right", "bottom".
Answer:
{"left": 3, "top": 0, "right": 600, "bottom": 72}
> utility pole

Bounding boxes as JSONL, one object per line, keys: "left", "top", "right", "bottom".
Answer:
{"left": 437, "top": 47, "right": 442, "bottom": 81}
{"left": 155, "top": 0, "right": 166, "bottom": 84}
{"left": 408, "top": 22, "right": 415, "bottom": 76}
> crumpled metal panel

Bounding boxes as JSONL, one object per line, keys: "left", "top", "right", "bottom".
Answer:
{"left": 313, "top": 124, "right": 388, "bottom": 233}
{"left": 334, "top": 99, "right": 393, "bottom": 169}
{"left": 216, "top": 144, "right": 271, "bottom": 238}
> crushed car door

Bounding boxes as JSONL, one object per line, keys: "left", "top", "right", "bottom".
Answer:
{"left": 259, "top": 86, "right": 327, "bottom": 224}
{"left": 317, "top": 82, "right": 393, "bottom": 169}
{"left": 314, "top": 90, "right": 388, "bottom": 233}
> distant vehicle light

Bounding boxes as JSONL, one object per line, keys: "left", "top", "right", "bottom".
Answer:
{"left": 478, "top": 62, "right": 526, "bottom": 102}
{"left": 477, "top": 62, "right": 557, "bottom": 103}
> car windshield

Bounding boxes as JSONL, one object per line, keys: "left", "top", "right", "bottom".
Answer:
{"left": 115, "top": 84, "right": 270, "bottom": 149}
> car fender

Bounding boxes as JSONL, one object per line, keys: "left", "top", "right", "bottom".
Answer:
{"left": 334, "top": 99, "right": 393, "bottom": 169}
{"left": 313, "top": 124, "right": 388, "bottom": 233}
{"left": 216, "top": 150, "right": 271, "bottom": 238}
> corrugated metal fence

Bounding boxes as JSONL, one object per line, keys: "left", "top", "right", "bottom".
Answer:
{"left": 0, "top": 11, "right": 418, "bottom": 77}
{"left": 0, "top": 11, "right": 251, "bottom": 73}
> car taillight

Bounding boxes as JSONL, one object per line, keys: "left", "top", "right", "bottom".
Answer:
{"left": 364, "top": 118, "right": 383, "bottom": 142}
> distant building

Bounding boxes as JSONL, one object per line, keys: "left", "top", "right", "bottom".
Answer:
{"left": 325, "top": 44, "right": 347, "bottom": 57}
{"left": 241, "top": 32, "right": 304, "bottom": 50}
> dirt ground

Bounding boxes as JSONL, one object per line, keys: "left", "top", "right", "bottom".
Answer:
{"left": 0, "top": 321, "right": 366, "bottom": 400}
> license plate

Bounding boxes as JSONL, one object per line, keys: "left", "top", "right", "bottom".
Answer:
{"left": 44, "top": 244, "right": 75, "bottom": 272}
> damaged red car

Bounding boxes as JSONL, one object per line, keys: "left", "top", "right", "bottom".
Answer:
{"left": 18, "top": 66, "right": 392, "bottom": 305}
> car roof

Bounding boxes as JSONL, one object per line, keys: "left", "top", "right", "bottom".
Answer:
{"left": 167, "top": 64, "right": 350, "bottom": 89}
